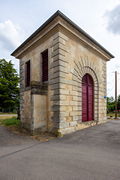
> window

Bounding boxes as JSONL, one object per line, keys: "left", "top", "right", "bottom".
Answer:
{"left": 42, "top": 49, "right": 48, "bottom": 82}
{"left": 25, "top": 60, "right": 30, "bottom": 87}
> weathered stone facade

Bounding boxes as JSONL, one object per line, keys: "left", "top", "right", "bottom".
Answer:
{"left": 12, "top": 11, "right": 114, "bottom": 135}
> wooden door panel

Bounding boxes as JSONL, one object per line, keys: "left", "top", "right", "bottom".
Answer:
{"left": 82, "top": 85, "right": 87, "bottom": 122}
{"left": 82, "top": 74, "right": 94, "bottom": 122}
{"left": 88, "top": 86, "right": 94, "bottom": 121}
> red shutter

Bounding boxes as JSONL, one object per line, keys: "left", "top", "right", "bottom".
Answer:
{"left": 42, "top": 50, "right": 48, "bottom": 82}
{"left": 82, "top": 74, "right": 94, "bottom": 122}
{"left": 25, "top": 60, "right": 30, "bottom": 87}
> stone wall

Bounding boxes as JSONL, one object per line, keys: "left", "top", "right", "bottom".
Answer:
{"left": 20, "top": 59, "right": 32, "bottom": 129}
{"left": 19, "top": 27, "right": 107, "bottom": 135}
{"left": 33, "top": 94, "right": 47, "bottom": 130}
{"left": 56, "top": 29, "right": 107, "bottom": 134}
{"left": 48, "top": 31, "right": 69, "bottom": 133}
{"left": 20, "top": 58, "right": 33, "bottom": 130}
{"left": 19, "top": 32, "right": 55, "bottom": 131}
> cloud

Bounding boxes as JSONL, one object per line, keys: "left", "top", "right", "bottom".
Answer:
{"left": 106, "top": 4, "right": 120, "bottom": 35}
{"left": 0, "top": 20, "right": 22, "bottom": 51}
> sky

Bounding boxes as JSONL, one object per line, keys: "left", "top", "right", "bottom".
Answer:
{"left": 0, "top": 0, "right": 120, "bottom": 97}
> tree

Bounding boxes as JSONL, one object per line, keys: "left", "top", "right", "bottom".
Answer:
{"left": 117, "top": 95, "right": 120, "bottom": 111}
{"left": 107, "top": 96, "right": 115, "bottom": 113}
{"left": 0, "top": 59, "right": 19, "bottom": 112}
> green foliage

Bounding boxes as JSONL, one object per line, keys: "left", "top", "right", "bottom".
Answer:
{"left": 0, "top": 59, "right": 19, "bottom": 112}
{"left": 107, "top": 96, "right": 115, "bottom": 113}
{"left": 117, "top": 95, "right": 120, "bottom": 110}
{"left": 0, "top": 117, "right": 20, "bottom": 126}
{"left": 107, "top": 95, "right": 120, "bottom": 114}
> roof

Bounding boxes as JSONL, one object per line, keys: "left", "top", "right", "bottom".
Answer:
{"left": 11, "top": 10, "right": 114, "bottom": 58}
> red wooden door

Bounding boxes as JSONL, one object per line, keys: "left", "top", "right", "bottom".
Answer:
{"left": 82, "top": 74, "right": 94, "bottom": 122}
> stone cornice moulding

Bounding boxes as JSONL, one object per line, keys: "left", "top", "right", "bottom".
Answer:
{"left": 13, "top": 22, "right": 59, "bottom": 59}
{"left": 11, "top": 11, "right": 114, "bottom": 60}
{"left": 58, "top": 21, "right": 112, "bottom": 61}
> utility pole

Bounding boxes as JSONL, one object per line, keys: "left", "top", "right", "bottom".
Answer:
{"left": 115, "top": 71, "right": 117, "bottom": 119}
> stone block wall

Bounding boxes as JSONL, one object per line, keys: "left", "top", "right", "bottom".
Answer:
{"left": 54, "top": 30, "right": 107, "bottom": 134}
{"left": 19, "top": 28, "right": 107, "bottom": 135}
{"left": 33, "top": 94, "right": 47, "bottom": 130}
{"left": 19, "top": 34, "right": 54, "bottom": 131}
{"left": 20, "top": 59, "right": 32, "bottom": 129}
{"left": 48, "top": 31, "right": 71, "bottom": 133}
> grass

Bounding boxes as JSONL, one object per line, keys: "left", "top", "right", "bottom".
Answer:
{"left": 0, "top": 112, "right": 17, "bottom": 115}
{"left": 0, "top": 117, "right": 56, "bottom": 141}
{"left": 107, "top": 112, "right": 120, "bottom": 118}
{"left": 0, "top": 114, "right": 17, "bottom": 120}
{"left": 0, "top": 117, "right": 20, "bottom": 126}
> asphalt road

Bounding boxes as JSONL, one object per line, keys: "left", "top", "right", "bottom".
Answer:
{"left": 0, "top": 120, "right": 120, "bottom": 180}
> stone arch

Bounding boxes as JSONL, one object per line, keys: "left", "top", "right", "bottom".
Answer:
{"left": 72, "top": 59, "right": 99, "bottom": 122}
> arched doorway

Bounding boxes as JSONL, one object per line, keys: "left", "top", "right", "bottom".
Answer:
{"left": 82, "top": 74, "right": 94, "bottom": 122}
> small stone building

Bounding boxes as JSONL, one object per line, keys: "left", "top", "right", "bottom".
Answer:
{"left": 12, "top": 11, "right": 114, "bottom": 134}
